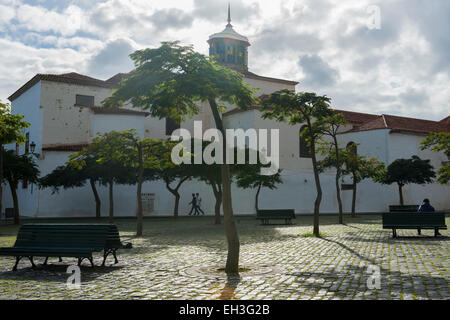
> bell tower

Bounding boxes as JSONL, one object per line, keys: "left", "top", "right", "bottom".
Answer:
{"left": 207, "top": 4, "right": 250, "bottom": 72}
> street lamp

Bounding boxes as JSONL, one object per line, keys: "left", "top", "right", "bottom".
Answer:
{"left": 29, "top": 141, "right": 40, "bottom": 158}
{"left": 30, "top": 141, "right": 36, "bottom": 153}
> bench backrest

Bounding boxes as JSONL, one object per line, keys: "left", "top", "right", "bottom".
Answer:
{"left": 389, "top": 205, "right": 419, "bottom": 212}
{"left": 14, "top": 224, "right": 120, "bottom": 250}
{"left": 257, "top": 209, "right": 295, "bottom": 218}
{"left": 382, "top": 212, "right": 446, "bottom": 227}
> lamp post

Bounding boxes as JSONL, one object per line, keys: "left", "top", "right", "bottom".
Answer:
{"left": 29, "top": 141, "right": 40, "bottom": 158}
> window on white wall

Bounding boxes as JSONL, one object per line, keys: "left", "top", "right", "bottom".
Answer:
{"left": 76, "top": 94, "right": 94, "bottom": 106}
{"left": 141, "top": 193, "right": 155, "bottom": 214}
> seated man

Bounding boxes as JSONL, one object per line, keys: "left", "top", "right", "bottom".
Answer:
{"left": 417, "top": 198, "right": 440, "bottom": 235}
{"left": 418, "top": 198, "right": 435, "bottom": 212}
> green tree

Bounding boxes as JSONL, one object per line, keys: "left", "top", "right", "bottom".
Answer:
{"left": 318, "top": 113, "right": 348, "bottom": 224}
{"left": 69, "top": 132, "right": 137, "bottom": 224}
{"left": 70, "top": 130, "right": 162, "bottom": 236}
{"left": 0, "top": 101, "right": 30, "bottom": 218}
{"left": 151, "top": 139, "right": 194, "bottom": 219}
{"left": 420, "top": 132, "right": 450, "bottom": 185}
{"left": 376, "top": 155, "right": 435, "bottom": 205}
{"left": 190, "top": 139, "right": 228, "bottom": 225}
{"left": 236, "top": 166, "right": 283, "bottom": 213}
{"left": 261, "top": 89, "right": 333, "bottom": 236}
{"left": 342, "top": 150, "right": 385, "bottom": 216}
{"left": 39, "top": 160, "right": 103, "bottom": 218}
{"left": 317, "top": 146, "right": 346, "bottom": 222}
{"left": 193, "top": 157, "right": 223, "bottom": 224}
{"left": 112, "top": 130, "right": 161, "bottom": 237}
{"left": 1, "top": 149, "right": 40, "bottom": 224}
{"left": 102, "top": 41, "right": 256, "bottom": 273}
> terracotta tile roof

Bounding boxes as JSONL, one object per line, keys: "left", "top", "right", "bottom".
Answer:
{"left": 333, "top": 109, "right": 379, "bottom": 125}
{"left": 42, "top": 144, "right": 88, "bottom": 152}
{"left": 344, "top": 114, "right": 450, "bottom": 134}
{"left": 106, "top": 72, "right": 134, "bottom": 85}
{"left": 223, "top": 101, "right": 449, "bottom": 135}
{"left": 75, "top": 105, "right": 150, "bottom": 116}
{"left": 8, "top": 72, "right": 118, "bottom": 102}
{"left": 439, "top": 115, "right": 450, "bottom": 127}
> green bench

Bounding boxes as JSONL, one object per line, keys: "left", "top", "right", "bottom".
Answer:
{"left": 389, "top": 205, "right": 419, "bottom": 212}
{"left": 382, "top": 212, "right": 447, "bottom": 238}
{"left": 0, "top": 224, "right": 132, "bottom": 271}
{"left": 256, "top": 209, "right": 295, "bottom": 225}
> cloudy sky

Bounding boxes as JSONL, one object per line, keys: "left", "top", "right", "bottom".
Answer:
{"left": 0, "top": 0, "right": 449, "bottom": 120}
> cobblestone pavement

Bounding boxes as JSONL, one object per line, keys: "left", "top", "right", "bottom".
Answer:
{"left": 0, "top": 215, "right": 448, "bottom": 300}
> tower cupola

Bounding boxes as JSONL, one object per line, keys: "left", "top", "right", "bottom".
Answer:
{"left": 207, "top": 4, "right": 250, "bottom": 72}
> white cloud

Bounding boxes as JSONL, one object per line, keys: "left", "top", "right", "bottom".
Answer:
{"left": 16, "top": 4, "right": 84, "bottom": 36}
{"left": 0, "top": 4, "right": 15, "bottom": 30}
{"left": 0, "top": 0, "right": 448, "bottom": 121}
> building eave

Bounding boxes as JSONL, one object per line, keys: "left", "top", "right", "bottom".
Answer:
{"left": 8, "top": 73, "right": 118, "bottom": 102}
{"left": 42, "top": 144, "right": 88, "bottom": 152}
{"left": 243, "top": 71, "right": 299, "bottom": 86}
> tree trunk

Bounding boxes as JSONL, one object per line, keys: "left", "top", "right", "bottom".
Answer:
{"left": 165, "top": 177, "right": 189, "bottom": 218}
{"left": 108, "top": 178, "right": 114, "bottom": 223}
{"left": 165, "top": 183, "right": 179, "bottom": 217}
{"left": 333, "top": 136, "right": 343, "bottom": 224}
{"left": 307, "top": 123, "right": 322, "bottom": 237}
{"left": 89, "top": 178, "right": 101, "bottom": 218}
{"left": 174, "top": 193, "right": 180, "bottom": 217}
{"left": 9, "top": 181, "right": 19, "bottom": 225}
{"left": 209, "top": 98, "right": 240, "bottom": 274}
{"left": 136, "top": 143, "right": 144, "bottom": 237}
{"left": 211, "top": 181, "right": 222, "bottom": 225}
{"left": 351, "top": 172, "right": 357, "bottom": 217}
{"left": 255, "top": 183, "right": 261, "bottom": 213}
{"left": 398, "top": 183, "right": 404, "bottom": 206}
{"left": 0, "top": 145, "right": 3, "bottom": 220}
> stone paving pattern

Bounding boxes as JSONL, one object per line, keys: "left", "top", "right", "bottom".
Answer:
{"left": 0, "top": 215, "right": 448, "bottom": 300}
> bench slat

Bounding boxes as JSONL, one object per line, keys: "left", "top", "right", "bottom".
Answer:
{"left": 0, "top": 223, "right": 131, "bottom": 270}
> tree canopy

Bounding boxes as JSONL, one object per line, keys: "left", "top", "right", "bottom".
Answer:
{"left": 420, "top": 132, "right": 450, "bottom": 185}
{"left": 0, "top": 101, "right": 30, "bottom": 146}
{"left": 376, "top": 155, "right": 435, "bottom": 205}
{"left": 68, "top": 131, "right": 140, "bottom": 222}
{"left": 39, "top": 165, "right": 87, "bottom": 194}
{"left": 236, "top": 165, "right": 282, "bottom": 212}
{"left": 102, "top": 41, "right": 255, "bottom": 120}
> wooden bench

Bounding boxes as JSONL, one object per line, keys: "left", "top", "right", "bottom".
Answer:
{"left": 256, "top": 209, "right": 295, "bottom": 225}
{"left": 0, "top": 224, "right": 132, "bottom": 271}
{"left": 382, "top": 212, "right": 447, "bottom": 238}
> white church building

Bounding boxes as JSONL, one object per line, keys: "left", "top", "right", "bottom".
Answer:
{"left": 3, "top": 17, "right": 450, "bottom": 218}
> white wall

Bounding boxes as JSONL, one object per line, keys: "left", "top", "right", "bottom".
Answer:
{"left": 90, "top": 113, "right": 146, "bottom": 139}
{"left": 40, "top": 81, "right": 112, "bottom": 146}
{"left": 337, "top": 129, "right": 450, "bottom": 211}
{"left": 244, "top": 77, "right": 296, "bottom": 96}
{"left": 386, "top": 132, "right": 450, "bottom": 210}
